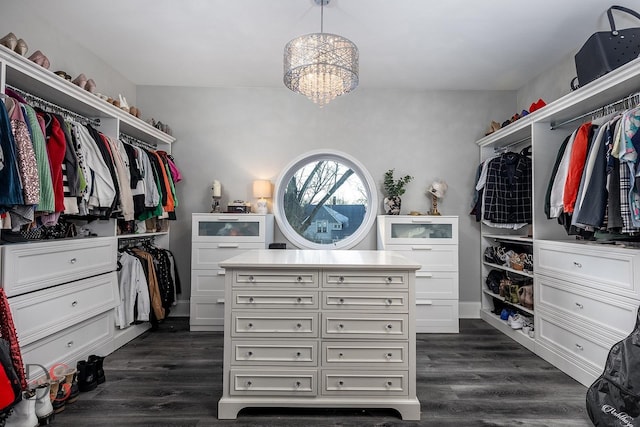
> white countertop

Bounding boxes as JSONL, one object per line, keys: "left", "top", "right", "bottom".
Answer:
{"left": 219, "top": 249, "right": 421, "bottom": 270}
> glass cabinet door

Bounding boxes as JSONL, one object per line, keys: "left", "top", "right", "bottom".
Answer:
{"left": 380, "top": 216, "right": 458, "bottom": 245}
{"left": 390, "top": 223, "right": 452, "bottom": 240}
{"left": 192, "top": 214, "right": 267, "bottom": 243}
{"left": 198, "top": 220, "right": 261, "bottom": 238}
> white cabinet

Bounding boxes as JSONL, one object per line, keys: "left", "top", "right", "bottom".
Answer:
{"left": 377, "top": 215, "right": 459, "bottom": 333}
{"left": 217, "top": 249, "right": 421, "bottom": 420}
{"left": 190, "top": 213, "right": 274, "bottom": 331}
{"left": 534, "top": 240, "right": 640, "bottom": 386}
{"left": 1, "top": 237, "right": 118, "bottom": 370}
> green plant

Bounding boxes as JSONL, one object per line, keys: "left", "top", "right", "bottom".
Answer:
{"left": 383, "top": 169, "right": 413, "bottom": 197}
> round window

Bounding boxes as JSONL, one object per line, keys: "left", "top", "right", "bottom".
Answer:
{"left": 273, "top": 150, "right": 378, "bottom": 249}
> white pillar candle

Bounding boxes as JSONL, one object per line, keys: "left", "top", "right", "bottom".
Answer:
{"left": 212, "top": 180, "right": 221, "bottom": 198}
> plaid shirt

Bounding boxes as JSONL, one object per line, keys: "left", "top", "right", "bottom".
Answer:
{"left": 483, "top": 152, "right": 532, "bottom": 224}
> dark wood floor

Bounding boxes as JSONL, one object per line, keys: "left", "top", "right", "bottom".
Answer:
{"left": 54, "top": 318, "right": 593, "bottom": 426}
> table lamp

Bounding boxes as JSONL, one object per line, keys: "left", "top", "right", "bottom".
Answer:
{"left": 253, "top": 180, "right": 272, "bottom": 214}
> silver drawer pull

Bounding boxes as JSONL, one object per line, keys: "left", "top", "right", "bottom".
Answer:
{"left": 248, "top": 275, "right": 255, "bottom": 282}
{"left": 247, "top": 351, "right": 253, "bottom": 357}
{"left": 385, "top": 299, "right": 393, "bottom": 305}
{"left": 386, "top": 277, "right": 393, "bottom": 283}
{"left": 67, "top": 341, "right": 74, "bottom": 348}
{"left": 338, "top": 380, "right": 344, "bottom": 386}
{"left": 248, "top": 297, "right": 254, "bottom": 303}
{"left": 69, "top": 258, "right": 77, "bottom": 264}
{"left": 338, "top": 323, "right": 344, "bottom": 329}
{"left": 246, "top": 381, "right": 252, "bottom": 387}
{"left": 386, "top": 381, "right": 393, "bottom": 387}
{"left": 295, "top": 381, "right": 301, "bottom": 388}
{"left": 386, "top": 324, "right": 393, "bottom": 330}
{"left": 296, "top": 297, "right": 302, "bottom": 303}
{"left": 296, "top": 323, "right": 302, "bottom": 329}
{"left": 296, "top": 352, "right": 301, "bottom": 357}
{"left": 71, "top": 301, "right": 78, "bottom": 307}
{"left": 247, "top": 323, "right": 253, "bottom": 328}
{"left": 385, "top": 352, "right": 393, "bottom": 359}
{"left": 296, "top": 276, "right": 303, "bottom": 282}
{"left": 575, "top": 344, "right": 584, "bottom": 351}
{"left": 338, "top": 298, "right": 345, "bottom": 304}
{"left": 575, "top": 302, "right": 584, "bottom": 309}
{"left": 338, "top": 276, "right": 345, "bottom": 283}
{"left": 573, "top": 261, "right": 582, "bottom": 268}
{"left": 338, "top": 353, "right": 344, "bottom": 358}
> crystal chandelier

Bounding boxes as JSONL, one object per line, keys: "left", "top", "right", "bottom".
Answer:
{"left": 283, "top": 0, "right": 359, "bottom": 107}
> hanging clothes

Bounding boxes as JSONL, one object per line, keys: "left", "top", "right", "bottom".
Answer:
{"left": 482, "top": 151, "right": 533, "bottom": 225}
{"left": 116, "top": 251, "right": 151, "bottom": 329}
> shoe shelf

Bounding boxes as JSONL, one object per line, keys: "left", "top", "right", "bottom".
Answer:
{"left": 481, "top": 289, "right": 534, "bottom": 316}
{"left": 479, "top": 309, "right": 535, "bottom": 351}
{"left": 483, "top": 261, "right": 533, "bottom": 278}
{"left": 0, "top": 44, "right": 175, "bottom": 146}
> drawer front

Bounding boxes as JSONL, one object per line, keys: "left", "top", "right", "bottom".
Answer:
{"left": 192, "top": 214, "right": 269, "bottom": 243}
{"left": 322, "top": 291, "right": 408, "bottom": 312}
{"left": 232, "top": 290, "right": 319, "bottom": 309}
{"left": 189, "top": 295, "right": 225, "bottom": 329}
{"left": 10, "top": 272, "right": 118, "bottom": 346}
{"left": 231, "top": 340, "right": 317, "bottom": 366}
{"left": 230, "top": 369, "right": 316, "bottom": 396}
{"left": 536, "top": 275, "right": 638, "bottom": 337}
{"left": 232, "top": 312, "right": 318, "bottom": 337}
{"left": 2, "top": 237, "right": 116, "bottom": 296}
{"left": 20, "top": 312, "right": 113, "bottom": 369}
{"left": 322, "top": 341, "right": 408, "bottom": 367}
{"left": 322, "top": 370, "right": 408, "bottom": 396}
{"left": 191, "top": 244, "right": 261, "bottom": 270}
{"left": 322, "top": 313, "right": 408, "bottom": 339}
{"left": 323, "top": 271, "right": 408, "bottom": 290}
{"left": 384, "top": 246, "right": 458, "bottom": 272}
{"left": 415, "top": 271, "right": 458, "bottom": 299}
{"left": 535, "top": 240, "right": 640, "bottom": 299}
{"left": 536, "top": 313, "right": 613, "bottom": 373}
{"left": 378, "top": 215, "right": 458, "bottom": 245}
{"left": 190, "top": 269, "right": 226, "bottom": 296}
{"left": 234, "top": 270, "right": 319, "bottom": 288}
{"left": 414, "top": 298, "right": 459, "bottom": 333}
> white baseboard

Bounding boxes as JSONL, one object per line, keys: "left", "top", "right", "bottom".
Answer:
{"left": 459, "top": 301, "right": 481, "bottom": 319}
{"left": 168, "top": 299, "right": 190, "bottom": 317}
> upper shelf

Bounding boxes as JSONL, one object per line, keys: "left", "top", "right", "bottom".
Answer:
{"left": 477, "top": 56, "right": 640, "bottom": 146}
{"left": 0, "top": 45, "right": 175, "bottom": 146}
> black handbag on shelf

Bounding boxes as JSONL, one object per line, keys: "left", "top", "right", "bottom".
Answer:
{"left": 573, "top": 5, "right": 640, "bottom": 89}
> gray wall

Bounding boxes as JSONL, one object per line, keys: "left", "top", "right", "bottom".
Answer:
{"left": 137, "top": 86, "right": 516, "bottom": 310}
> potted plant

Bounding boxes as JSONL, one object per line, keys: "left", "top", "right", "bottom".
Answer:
{"left": 383, "top": 169, "right": 413, "bottom": 215}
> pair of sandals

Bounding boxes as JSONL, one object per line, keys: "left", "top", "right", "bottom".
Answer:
{"left": 0, "top": 32, "right": 50, "bottom": 69}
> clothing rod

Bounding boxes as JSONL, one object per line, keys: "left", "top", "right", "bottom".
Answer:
{"left": 119, "top": 132, "right": 157, "bottom": 150}
{"left": 550, "top": 91, "right": 640, "bottom": 130}
{"left": 4, "top": 84, "right": 101, "bottom": 127}
{"left": 493, "top": 135, "right": 531, "bottom": 152}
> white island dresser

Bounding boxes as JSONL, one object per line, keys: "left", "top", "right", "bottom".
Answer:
{"left": 217, "top": 249, "right": 421, "bottom": 420}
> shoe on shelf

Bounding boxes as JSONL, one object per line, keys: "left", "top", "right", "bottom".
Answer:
{"left": 510, "top": 314, "right": 525, "bottom": 329}
{"left": 85, "top": 78, "right": 96, "bottom": 93}
{"left": 72, "top": 73, "right": 88, "bottom": 89}
{"left": 0, "top": 32, "right": 18, "bottom": 51}
{"left": 28, "top": 50, "right": 50, "bottom": 69}
{"left": 54, "top": 70, "right": 72, "bottom": 81}
{"left": 485, "top": 120, "right": 501, "bottom": 136}
{"left": 14, "top": 38, "right": 28, "bottom": 56}
{"left": 118, "top": 95, "right": 130, "bottom": 113}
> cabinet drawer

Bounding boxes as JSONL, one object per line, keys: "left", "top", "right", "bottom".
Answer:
{"left": 192, "top": 214, "right": 272, "bottom": 243}
{"left": 10, "top": 272, "right": 118, "bottom": 346}
{"left": 231, "top": 340, "right": 317, "bottom": 366}
{"left": 20, "top": 312, "right": 113, "bottom": 369}
{"left": 322, "top": 370, "right": 408, "bottom": 396}
{"left": 233, "top": 270, "right": 318, "bottom": 288}
{"left": 383, "top": 246, "right": 458, "bottom": 272}
{"left": 322, "top": 291, "right": 408, "bottom": 312}
{"left": 189, "top": 294, "right": 225, "bottom": 330}
{"left": 415, "top": 271, "right": 458, "bottom": 299}
{"left": 536, "top": 313, "right": 613, "bottom": 375}
{"left": 2, "top": 237, "right": 116, "bottom": 296}
{"left": 414, "top": 298, "right": 459, "bottom": 333}
{"left": 190, "top": 269, "right": 226, "bottom": 297}
{"left": 536, "top": 275, "right": 638, "bottom": 337}
{"left": 232, "top": 290, "right": 319, "bottom": 309}
{"left": 232, "top": 312, "right": 318, "bottom": 338}
{"left": 535, "top": 240, "right": 640, "bottom": 299}
{"left": 191, "top": 244, "right": 261, "bottom": 270}
{"left": 230, "top": 369, "right": 316, "bottom": 396}
{"left": 323, "top": 271, "right": 408, "bottom": 289}
{"left": 322, "top": 341, "right": 408, "bottom": 367}
{"left": 322, "top": 313, "right": 408, "bottom": 339}
{"left": 377, "top": 215, "right": 458, "bottom": 245}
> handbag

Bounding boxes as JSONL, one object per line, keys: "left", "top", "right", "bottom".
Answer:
{"left": 573, "top": 6, "right": 640, "bottom": 89}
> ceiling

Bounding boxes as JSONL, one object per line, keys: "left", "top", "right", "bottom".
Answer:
{"left": 22, "top": 0, "right": 634, "bottom": 91}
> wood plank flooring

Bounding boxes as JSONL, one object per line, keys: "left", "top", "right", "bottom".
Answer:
{"left": 54, "top": 318, "right": 593, "bottom": 426}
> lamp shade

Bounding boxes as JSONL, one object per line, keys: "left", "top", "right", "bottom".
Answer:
{"left": 253, "top": 180, "right": 272, "bottom": 199}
